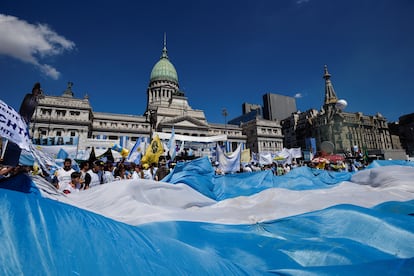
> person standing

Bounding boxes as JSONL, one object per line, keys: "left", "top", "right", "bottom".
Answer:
{"left": 86, "top": 160, "right": 103, "bottom": 188}
{"left": 142, "top": 163, "right": 153, "bottom": 180}
{"left": 102, "top": 161, "right": 115, "bottom": 183}
{"left": 53, "top": 158, "right": 75, "bottom": 191}
{"left": 154, "top": 159, "right": 170, "bottom": 181}
{"left": 79, "top": 161, "right": 90, "bottom": 189}
{"left": 62, "top": 172, "right": 81, "bottom": 194}
{"left": 131, "top": 163, "right": 144, "bottom": 180}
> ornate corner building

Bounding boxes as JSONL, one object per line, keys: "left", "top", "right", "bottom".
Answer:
{"left": 282, "top": 65, "right": 406, "bottom": 160}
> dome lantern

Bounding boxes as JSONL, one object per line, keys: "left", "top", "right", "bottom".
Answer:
{"left": 150, "top": 34, "right": 178, "bottom": 84}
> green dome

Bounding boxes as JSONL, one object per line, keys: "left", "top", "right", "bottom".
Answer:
{"left": 150, "top": 46, "right": 178, "bottom": 83}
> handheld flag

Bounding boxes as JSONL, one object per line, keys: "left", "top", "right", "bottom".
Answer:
{"left": 168, "top": 128, "right": 177, "bottom": 161}
{"left": 216, "top": 143, "right": 241, "bottom": 174}
{"left": 127, "top": 138, "right": 145, "bottom": 164}
{"left": 241, "top": 148, "right": 251, "bottom": 163}
{"left": 141, "top": 135, "right": 164, "bottom": 165}
{"left": 0, "top": 99, "right": 31, "bottom": 151}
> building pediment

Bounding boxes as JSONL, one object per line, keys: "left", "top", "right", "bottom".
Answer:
{"left": 159, "top": 115, "right": 210, "bottom": 129}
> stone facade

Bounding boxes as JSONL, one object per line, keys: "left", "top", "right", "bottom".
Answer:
{"left": 389, "top": 113, "right": 414, "bottom": 157}
{"left": 241, "top": 119, "right": 284, "bottom": 153}
{"left": 29, "top": 42, "right": 284, "bottom": 157}
{"left": 282, "top": 65, "right": 403, "bottom": 160}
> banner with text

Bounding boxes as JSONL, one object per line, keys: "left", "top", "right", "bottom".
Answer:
{"left": 0, "top": 99, "right": 31, "bottom": 151}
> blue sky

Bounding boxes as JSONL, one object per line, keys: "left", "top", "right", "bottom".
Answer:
{"left": 1, "top": 0, "right": 413, "bottom": 124}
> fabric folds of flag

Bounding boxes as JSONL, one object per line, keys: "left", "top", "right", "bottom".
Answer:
{"left": 25, "top": 144, "right": 59, "bottom": 175}
{"left": 56, "top": 148, "right": 69, "bottom": 160}
{"left": 141, "top": 135, "right": 164, "bottom": 165}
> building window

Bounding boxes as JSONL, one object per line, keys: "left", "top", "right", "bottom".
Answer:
{"left": 56, "top": 110, "right": 66, "bottom": 116}
{"left": 41, "top": 109, "right": 52, "bottom": 115}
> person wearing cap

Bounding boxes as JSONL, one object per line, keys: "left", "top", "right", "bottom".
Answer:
{"left": 86, "top": 160, "right": 103, "bottom": 188}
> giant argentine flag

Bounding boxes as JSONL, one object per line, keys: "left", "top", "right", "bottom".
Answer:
{"left": 1, "top": 158, "right": 414, "bottom": 275}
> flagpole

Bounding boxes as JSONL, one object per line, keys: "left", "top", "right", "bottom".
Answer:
{"left": 75, "top": 135, "right": 80, "bottom": 160}
{"left": 1, "top": 139, "right": 9, "bottom": 160}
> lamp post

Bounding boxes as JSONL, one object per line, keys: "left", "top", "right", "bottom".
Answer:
{"left": 145, "top": 109, "right": 156, "bottom": 140}
{"left": 222, "top": 108, "right": 228, "bottom": 132}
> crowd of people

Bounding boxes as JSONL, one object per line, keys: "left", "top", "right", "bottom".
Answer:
{"left": 212, "top": 157, "right": 368, "bottom": 176}
{"left": 47, "top": 157, "right": 174, "bottom": 194}
{"left": 1, "top": 152, "right": 369, "bottom": 189}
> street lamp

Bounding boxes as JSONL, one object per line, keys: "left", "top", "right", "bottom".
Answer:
{"left": 144, "top": 109, "right": 156, "bottom": 139}
{"left": 222, "top": 108, "right": 228, "bottom": 132}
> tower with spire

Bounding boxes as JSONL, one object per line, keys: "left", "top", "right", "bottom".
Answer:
{"left": 323, "top": 65, "right": 338, "bottom": 105}
{"left": 320, "top": 65, "right": 341, "bottom": 119}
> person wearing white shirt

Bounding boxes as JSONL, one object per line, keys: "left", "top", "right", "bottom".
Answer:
{"left": 54, "top": 158, "right": 75, "bottom": 191}
{"left": 102, "top": 162, "right": 115, "bottom": 183}
{"left": 86, "top": 160, "right": 103, "bottom": 188}
{"left": 62, "top": 172, "right": 81, "bottom": 194}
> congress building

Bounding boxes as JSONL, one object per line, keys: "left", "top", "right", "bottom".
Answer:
{"left": 30, "top": 40, "right": 283, "bottom": 159}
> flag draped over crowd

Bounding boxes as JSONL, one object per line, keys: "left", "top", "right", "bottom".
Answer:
{"left": 1, "top": 158, "right": 414, "bottom": 274}
{"left": 1, "top": 98, "right": 413, "bottom": 274}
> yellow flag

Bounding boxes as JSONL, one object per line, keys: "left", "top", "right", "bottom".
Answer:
{"left": 241, "top": 148, "right": 251, "bottom": 163}
{"left": 141, "top": 135, "right": 164, "bottom": 165}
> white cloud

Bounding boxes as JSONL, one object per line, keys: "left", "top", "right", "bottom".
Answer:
{"left": 296, "top": 0, "right": 310, "bottom": 4}
{"left": 0, "top": 14, "right": 75, "bottom": 79}
{"left": 294, "top": 93, "right": 303, "bottom": 98}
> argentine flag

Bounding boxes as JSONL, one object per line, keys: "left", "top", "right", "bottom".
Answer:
{"left": 127, "top": 137, "right": 145, "bottom": 164}
{"left": 1, "top": 158, "right": 414, "bottom": 274}
{"left": 168, "top": 127, "right": 177, "bottom": 161}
